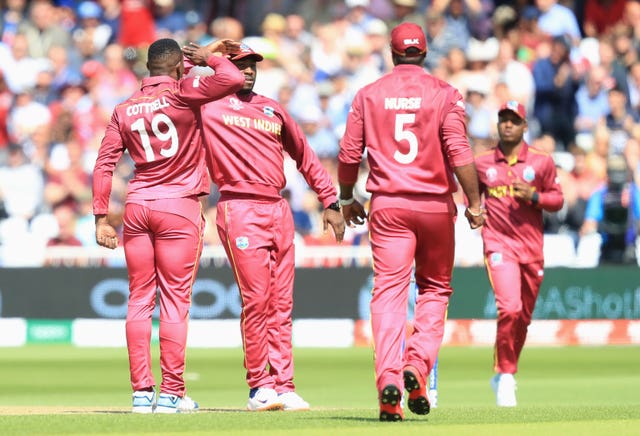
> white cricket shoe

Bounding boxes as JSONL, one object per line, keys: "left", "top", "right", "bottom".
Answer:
{"left": 247, "top": 387, "right": 284, "bottom": 411}
{"left": 491, "top": 373, "right": 517, "bottom": 407}
{"left": 278, "top": 391, "right": 310, "bottom": 411}
{"left": 155, "top": 393, "right": 199, "bottom": 413}
{"left": 132, "top": 390, "right": 155, "bottom": 414}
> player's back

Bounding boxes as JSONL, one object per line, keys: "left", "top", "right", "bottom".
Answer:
{"left": 352, "top": 64, "right": 465, "bottom": 196}
{"left": 114, "top": 76, "right": 208, "bottom": 200}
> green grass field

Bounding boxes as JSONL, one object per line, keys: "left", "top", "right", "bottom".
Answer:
{"left": 0, "top": 345, "right": 638, "bottom": 435}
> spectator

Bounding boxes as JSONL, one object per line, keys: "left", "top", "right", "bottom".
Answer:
{"left": 90, "top": 43, "right": 139, "bottom": 121}
{"left": 601, "top": 86, "right": 639, "bottom": 155}
{"left": 46, "top": 204, "right": 83, "bottom": 247}
{"left": 386, "top": 0, "right": 423, "bottom": 29}
{"left": 532, "top": 35, "right": 581, "bottom": 149}
{"left": 535, "top": 0, "right": 581, "bottom": 41}
{"left": 580, "top": 153, "right": 640, "bottom": 264}
{"left": 583, "top": 0, "right": 627, "bottom": 38}
{"left": 431, "top": 0, "right": 493, "bottom": 43}
{"left": 345, "top": 0, "right": 376, "bottom": 37}
{"left": 0, "top": 0, "right": 28, "bottom": 47}
{"left": 72, "top": 1, "right": 112, "bottom": 55}
{"left": 210, "top": 16, "right": 244, "bottom": 41}
{"left": 511, "top": 5, "right": 545, "bottom": 68}
{"left": 0, "top": 144, "right": 44, "bottom": 221}
{"left": 598, "top": 37, "right": 629, "bottom": 100}
{"left": 98, "top": 0, "right": 121, "bottom": 45}
{"left": 117, "top": 0, "right": 155, "bottom": 49}
{"left": 46, "top": 44, "right": 84, "bottom": 98}
{"left": 6, "top": 87, "right": 52, "bottom": 147}
{"left": 18, "top": 0, "right": 71, "bottom": 59}
{"left": 44, "top": 138, "right": 91, "bottom": 211}
{"left": 424, "top": 10, "right": 465, "bottom": 71}
{"left": 2, "top": 32, "right": 50, "bottom": 95}
{"left": 364, "top": 18, "right": 392, "bottom": 74}
{"left": 153, "top": 0, "right": 188, "bottom": 40}
{"left": 574, "top": 64, "right": 611, "bottom": 137}
{"left": 486, "top": 38, "right": 535, "bottom": 115}
{"left": 297, "top": 104, "right": 339, "bottom": 159}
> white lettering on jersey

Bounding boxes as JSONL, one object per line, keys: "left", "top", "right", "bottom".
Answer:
{"left": 221, "top": 114, "right": 252, "bottom": 127}
{"left": 126, "top": 97, "right": 170, "bottom": 116}
{"left": 384, "top": 97, "right": 422, "bottom": 110}
{"left": 253, "top": 118, "right": 282, "bottom": 135}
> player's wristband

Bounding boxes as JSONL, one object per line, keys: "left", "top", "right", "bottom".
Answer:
{"left": 339, "top": 197, "right": 355, "bottom": 206}
{"left": 531, "top": 192, "right": 539, "bottom": 205}
{"left": 466, "top": 207, "right": 483, "bottom": 217}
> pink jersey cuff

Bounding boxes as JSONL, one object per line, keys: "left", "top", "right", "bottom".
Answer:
{"left": 338, "top": 162, "right": 359, "bottom": 185}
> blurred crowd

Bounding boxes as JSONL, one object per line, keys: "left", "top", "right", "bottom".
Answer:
{"left": 0, "top": 0, "right": 639, "bottom": 267}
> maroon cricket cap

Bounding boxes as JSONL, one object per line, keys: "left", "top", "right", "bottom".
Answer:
{"left": 390, "top": 22, "right": 426, "bottom": 56}
{"left": 498, "top": 100, "right": 526, "bottom": 120}
{"left": 229, "top": 43, "right": 264, "bottom": 62}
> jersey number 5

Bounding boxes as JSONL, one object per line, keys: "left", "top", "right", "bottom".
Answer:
{"left": 393, "top": 113, "right": 418, "bottom": 164}
{"left": 131, "top": 114, "right": 179, "bottom": 162}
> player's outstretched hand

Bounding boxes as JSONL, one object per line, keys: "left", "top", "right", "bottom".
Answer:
{"left": 464, "top": 206, "right": 485, "bottom": 229}
{"left": 95, "top": 216, "right": 119, "bottom": 250}
{"left": 182, "top": 42, "right": 211, "bottom": 66}
{"left": 342, "top": 200, "right": 368, "bottom": 228}
{"left": 206, "top": 38, "right": 241, "bottom": 57}
{"left": 324, "top": 208, "right": 346, "bottom": 243}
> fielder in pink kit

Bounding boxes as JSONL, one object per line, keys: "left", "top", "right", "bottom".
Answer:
{"left": 338, "top": 23, "right": 484, "bottom": 421}
{"left": 474, "top": 101, "right": 564, "bottom": 407}
{"left": 92, "top": 38, "right": 244, "bottom": 413}
{"left": 195, "top": 43, "right": 345, "bottom": 411}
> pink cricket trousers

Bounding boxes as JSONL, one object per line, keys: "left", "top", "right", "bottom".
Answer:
{"left": 216, "top": 196, "right": 296, "bottom": 393}
{"left": 485, "top": 253, "right": 544, "bottom": 374}
{"left": 369, "top": 197, "right": 456, "bottom": 393}
{"left": 123, "top": 197, "right": 204, "bottom": 396}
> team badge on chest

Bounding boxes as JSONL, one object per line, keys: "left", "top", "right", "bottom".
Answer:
{"left": 523, "top": 165, "right": 535, "bottom": 183}
{"left": 263, "top": 106, "right": 275, "bottom": 117}
{"left": 486, "top": 167, "right": 498, "bottom": 183}
{"left": 229, "top": 97, "right": 244, "bottom": 110}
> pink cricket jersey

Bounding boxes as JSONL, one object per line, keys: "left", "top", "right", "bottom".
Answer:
{"left": 338, "top": 64, "right": 474, "bottom": 196}
{"left": 92, "top": 55, "right": 244, "bottom": 215}
{"left": 200, "top": 92, "right": 337, "bottom": 207}
{"left": 475, "top": 143, "right": 564, "bottom": 263}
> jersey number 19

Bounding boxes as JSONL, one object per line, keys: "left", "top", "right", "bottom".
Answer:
{"left": 131, "top": 114, "right": 179, "bottom": 162}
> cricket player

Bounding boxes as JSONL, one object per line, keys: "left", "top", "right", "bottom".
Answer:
{"left": 338, "top": 22, "right": 484, "bottom": 421}
{"left": 475, "top": 101, "right": 564, "bottom": 406}
{"left": 93, "top": 38, "right": 244, "bottom": 413}
{"left": 192, "top": 42, "right": 345, "bottom": 411}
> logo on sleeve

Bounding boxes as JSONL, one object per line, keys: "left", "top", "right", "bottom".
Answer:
{"left": 523, "top": 166, "right": 535, "bottom": 182}
{"left": 489, "top": 252, "right": 503, "bottom": 266}
{"left": 263, "top": 106, "right": 275, "bottom": 117}
{"left": 235, "top": 236, "right": 249, "bottom": 250}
